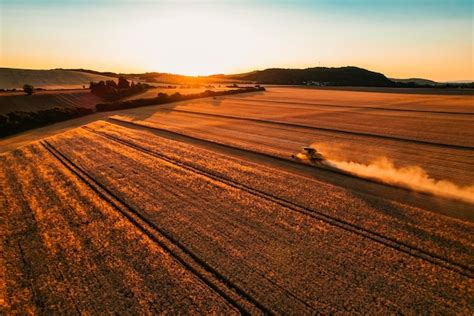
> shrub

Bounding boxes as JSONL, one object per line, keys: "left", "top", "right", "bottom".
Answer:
{"left": 90, "top": 77, "right": 151, "bottom": 101}
{"left": 0, "top": 107, "right": 93, "bottom": 138}
{"left": 118, "top": 76, "right": 130, "bottom": 89}
{"left": 23, "top": 84, "right": 35, "bottom": 95}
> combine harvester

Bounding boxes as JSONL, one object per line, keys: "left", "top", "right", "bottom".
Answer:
{"left": 291, "top": 146, "right": 346, "bottom": 173}
{"left": 291, "top": 146, "right": 361, "bottom": 179}
{"left": 291, "top": 147, "right": 325, "bottom": 165}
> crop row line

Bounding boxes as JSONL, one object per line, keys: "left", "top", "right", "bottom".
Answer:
{"left": 164, "top": 108, "right": 474, "bottom": 151}
{"left": 41, "top": 140, "right": 270, "bottom": 315}
{"left": 85, "top": 126, "right": 474, "bottom": 278}
{"left": 225, "top": 97, "right": 474, "bottom": 116}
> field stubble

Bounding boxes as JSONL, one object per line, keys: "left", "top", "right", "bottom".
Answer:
{"left": 15, "top": 123, "right": 470, "bottom": 313}
{"left": 2, "top": 86, "right": 473, "bottom": 313}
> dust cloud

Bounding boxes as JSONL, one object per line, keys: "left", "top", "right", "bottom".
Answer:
{"left": 312, "top": 146, "right": 474, "bottom": 204}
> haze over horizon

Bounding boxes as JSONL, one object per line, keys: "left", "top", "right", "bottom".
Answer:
{"left": 1, "top": 0, "right": 473, "bottom": 82}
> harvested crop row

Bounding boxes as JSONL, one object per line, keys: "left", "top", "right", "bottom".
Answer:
{"left": 167, "top": 98, "right": 474, "bottom": 147}
{"left": 109, "top": 113, "right": 474, "bottom": 188}
{"left": 0, "top": 145, "right": 239, "bottom": 314}
{"left": 46, "top": 127, "right": 473, "bottom": 313}
{"left": 240, "top": 87, "right": 474, "bottom": 112}
{"left": 107, "top": 115, "right": 474, "bottom": 193}
{"left": 158, "top": 107, "right": 474, "bottom": 150}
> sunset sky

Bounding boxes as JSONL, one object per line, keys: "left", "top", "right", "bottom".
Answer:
{"left": 1, "top": 0, "right": 472, "bottom": 81}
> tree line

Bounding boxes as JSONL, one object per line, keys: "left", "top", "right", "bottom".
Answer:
{"left": 95, "top": 86, "right": 265, "bottom": 112}
{"left": 89, "top": 76, "right": 153, "bottom": 100}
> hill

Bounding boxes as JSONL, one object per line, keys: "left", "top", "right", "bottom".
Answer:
{"left": 63, "top": 69, "right": 241, "bottom": 85}
{"left": 391, "top": 78, "right": 439, "bottom": 85}
{"left": 0, "top": 68, "right": 116, "bottom": 89}
{"left": 44, "top": 67, "right": 474, "bottom": 89}
{"left": 219, "top": 66, "right": 395, "bottom": 86}
{"left": 444, "top": 80, "right": 474, "bottom": 84}
{"left": 55, "top": 68, "right": 120, "bottom": 78}
{"left": 66, "top": 66, "right": 395, "bottom": 87}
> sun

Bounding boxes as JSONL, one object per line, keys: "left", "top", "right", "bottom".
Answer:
{"left": 115, "top": 10, "right": 263, "bottom": 76}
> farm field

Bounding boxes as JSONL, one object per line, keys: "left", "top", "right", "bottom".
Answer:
{"left": 0, "top": 84, "right": 230, "bottom": 115}
{"left": 249, "top": 86, "right": 474, "bottom": 112}
{"left": 0, "top": 68, "right": 116, "bottom": 90}
{"left": 1, "top": 86, "right": 473, "bottom": 313}
{"left": 110, "top": 87, "right": 474, "bottom": 188}
{"left": 122, "top": 85, "right": 231, "bottom": 101}
{"left": 0, "top": 89, "right": 101, "bottom": 114}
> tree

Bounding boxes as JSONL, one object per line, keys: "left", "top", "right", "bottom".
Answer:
{"left": 23, "top": 84, "right": 35, "bottom": 95}
{"left": 106, "top": 80, "right": 118, "bottom": 89}
{"left": 118, "top": 76, "right": 130, "bottom": 89}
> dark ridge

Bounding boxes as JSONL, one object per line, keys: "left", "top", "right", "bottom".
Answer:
{"left": 55, "top": 68, "right": 120, "bottom": 78}
{"left": 222, "top": 66, "right": 394, "bottom": 86}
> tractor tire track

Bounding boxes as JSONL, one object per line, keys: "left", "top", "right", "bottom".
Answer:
{"left": 84, "top": 126, "right": 474, "bottom": 278}
{"left": 40, "top": 140, "right": 270, "bottom": 315}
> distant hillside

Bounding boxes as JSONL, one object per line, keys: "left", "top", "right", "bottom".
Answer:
{"left": 220, "top": 67, "right": 395, "bottom": 86}
{"left": 0, "top": 68, "right": 116, "bottom": 89}
{"left": 0, "top": 90, "right": 100, "bottom": 115}
{"left": 391, "top": 78, "right": 439, "bottom": 85}
{"left": 444, "top": 80, "right": 474, "bottom": 84}
{"left": 56, "top": 68, "right": 120, "bottom": 78}
{"left": 63, "top": 69, "right": 239, "bottom": 85}
{"left": 50, "top": 67, "right": 474, "bottom": 88}
{"left": 66, "top": 66, "right": 395, "bottom": 86}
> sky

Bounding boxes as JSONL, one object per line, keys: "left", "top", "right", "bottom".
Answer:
{"left": 1, "top": 0, "right": 473, "bottom": 81}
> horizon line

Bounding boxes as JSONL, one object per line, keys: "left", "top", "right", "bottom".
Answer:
{"left": 2, "top": 65, "right": 473, "bottom": 83}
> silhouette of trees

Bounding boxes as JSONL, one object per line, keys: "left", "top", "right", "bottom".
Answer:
{"left": 0, "top": 107, "right": 93, "bottom": 137}
{"left": 96, "top": 86, "right": 266, "bottom": 112}
{"left": 89, "top": 77, "right": 152, "bottom": 101}
{"left": 234, "top": 67, "right": 395, "bottom": 86}
{"left": 118, "top": 76, "right": 130, "bottom": 89}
